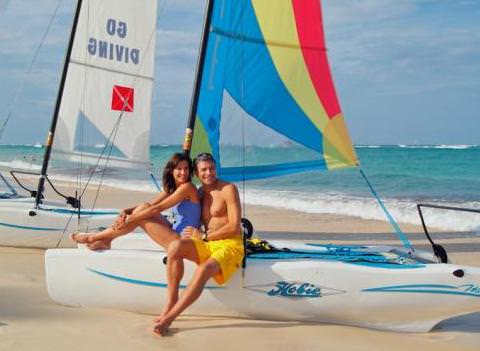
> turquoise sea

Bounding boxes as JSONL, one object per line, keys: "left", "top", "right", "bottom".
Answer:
{"left": 0, "top": 144, "right": 479, "bottom": 232}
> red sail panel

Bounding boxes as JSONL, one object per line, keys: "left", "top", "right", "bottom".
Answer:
{"left": 292, "top": 0, "right": 341, "bottom": 120}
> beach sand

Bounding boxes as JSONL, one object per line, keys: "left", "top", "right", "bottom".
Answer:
{"left": 1, "top": 185, "right": 479, "bottom": 350}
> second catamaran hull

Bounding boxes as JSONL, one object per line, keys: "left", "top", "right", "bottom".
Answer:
{"left": 45, "top": 245, "right": 480, "bottom": 332}
{"left": 0, "top": 197, "right": 118, "bottom": 248}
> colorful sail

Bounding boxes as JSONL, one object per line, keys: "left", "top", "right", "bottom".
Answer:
{"left": 191, "top": 0, "right": 357, "bottom": 181}
{"left": 53, "top": 0, "right": 157, "bottom": 169}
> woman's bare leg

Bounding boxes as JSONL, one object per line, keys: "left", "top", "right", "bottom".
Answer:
{"left": 138, "top": 216, "right": 179, "bottom": 249}
{"left": 153, "top": 239, "right": 199, "bottom": 322}
{"left": 71, "top": 203, "right": 152, "bottom": 246}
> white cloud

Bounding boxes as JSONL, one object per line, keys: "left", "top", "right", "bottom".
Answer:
{"left": 0, "top": 0, "right": 71, "bottom": 55}
{"left": 323, "top": 0, "right": 417, "bottom": 27}
{"left": 325, "top": 1, "right": 480, "bottom": 96}
{"left": 155, "top": 29, "right": 199, "bottom": 60}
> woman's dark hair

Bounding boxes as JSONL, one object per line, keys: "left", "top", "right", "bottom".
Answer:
{"left": 162, "top": 153, "right": 193, "bottom": 194}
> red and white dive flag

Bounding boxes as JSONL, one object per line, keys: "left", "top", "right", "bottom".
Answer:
{"left": 111, "top": 85, "right": 134, "bottom": 112}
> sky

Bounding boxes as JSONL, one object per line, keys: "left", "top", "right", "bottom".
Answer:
{"left": 0, "top": 0, "right": 479, "bottom": 146}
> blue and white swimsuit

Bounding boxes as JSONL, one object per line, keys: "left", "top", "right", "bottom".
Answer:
{"left": 171, "top": 200, "right": 201, "bottom": 234}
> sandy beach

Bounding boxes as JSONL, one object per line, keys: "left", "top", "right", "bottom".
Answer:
{"left": 1, "top": 185, "right": 480, "bottom": 350}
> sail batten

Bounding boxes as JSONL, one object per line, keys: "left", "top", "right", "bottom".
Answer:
{"left": 212, "top": 27, "right": 327, "bottom": 51}
{"left": 191, "top": 0, "right": 357, "bottom": 180}
{"left": 69, "top": 60, "right": 155, "bottom": 81}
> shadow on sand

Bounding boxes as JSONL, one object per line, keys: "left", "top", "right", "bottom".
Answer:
{"left": 434, "top": 312, "right": 480, "bottom": 333}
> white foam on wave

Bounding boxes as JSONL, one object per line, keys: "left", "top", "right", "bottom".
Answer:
{"left": 0, "top": 160, "right": 41, "bottom": 170}
{"left": 25, "top": 172, "right": 480, "bottom": 233}
{"left": 242, "top": 188, "right": 480, "bottom": 232}
{"left": 434, "top": 144, "right": 475, "bottom": 150}
{"left": 79, "top": 178, "right": 480, "bottom": 232}
{"left": 396, "top": 144, "right": 476, "bottom": 150}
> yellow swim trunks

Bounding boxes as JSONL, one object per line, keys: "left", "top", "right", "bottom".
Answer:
{"left": 191, "top": 236, "right": 244, "bottom": 285}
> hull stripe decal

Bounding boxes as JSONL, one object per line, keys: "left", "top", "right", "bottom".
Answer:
{"left": 87, "top": 268, "right": 225, "bottom": 290}
{"left": 0, "top": 221, "right": 64, "bottom": 231}
{"left": 40, "top": 208, "right": 118, "bottom": 215}
{"left": 364, "top": 284, "right": 480, "bottom": 297}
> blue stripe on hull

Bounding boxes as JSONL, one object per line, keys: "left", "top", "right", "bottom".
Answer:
{"left": 0, "top": 221, "right": 64, "bottom": 232}
{"left": 364, "top": 284, "right": 480, "bottom": 297}
{"left": 87, "top": 268, "right": 225, "bottom": 290}
{"left": 40, "top": 208, "right": 118, "bottom": 215}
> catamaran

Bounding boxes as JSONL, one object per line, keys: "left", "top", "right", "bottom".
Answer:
{"left": 45, "top": 0, "right": 480, "bottom": 332}
{"left": 0, "top": 0, "right": 158, "bottom": 248}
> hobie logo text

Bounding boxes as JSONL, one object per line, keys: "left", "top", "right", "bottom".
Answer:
{"left": 267, "top": 281, "right": 321, "bottom": 298}
{"left": 459, "top": 284, "right": 480, "bottom": 296}
{"left": 87, "top": 18, "right": 140, "bottom": 65}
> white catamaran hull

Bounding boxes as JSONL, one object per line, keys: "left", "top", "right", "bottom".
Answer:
{"left": 45, "top": 243, "right": 480, "bottom": 332}
{"left": 0, "top": 197, "right": 118, "bottom": 248}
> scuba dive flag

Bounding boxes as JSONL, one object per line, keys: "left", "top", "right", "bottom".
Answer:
{"left": 111, "top": 85, "right": 134, "bottom": 112}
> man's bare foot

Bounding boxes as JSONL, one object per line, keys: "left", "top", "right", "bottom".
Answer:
{"left": 153, "top": 318, "right": 172, "bottom": 336}
{"left": 87, "top": 240, "right": 111, "bottom": 250}
{"left": 70, "top": 232, "right": 92, "bottom": 244}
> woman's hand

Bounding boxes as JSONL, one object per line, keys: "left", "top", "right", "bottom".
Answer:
{"left": 121, "top": 207, "right": 134, "bottom": 216}
{"left": 182, "top": 226, "right": 202, "bottom": 239}
{"left": 111, "top": 213, "right": 126, "bottom": 229}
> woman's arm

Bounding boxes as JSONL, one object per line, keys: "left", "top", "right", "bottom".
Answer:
{"left": 119, "top": 190, "right": 167, "bottom": 215}
{"left": 147, "top": 191, "right": 169, "bottom": 207}
{"left": 123, "top": 184, "right": 196, "bottom": 226}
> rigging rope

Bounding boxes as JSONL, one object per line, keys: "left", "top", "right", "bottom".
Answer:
{"left": 240, "top": 0, "right": 247, "bottom": 218}
{"left": 88, "top": 115, "right": 124, "bottom": 213}
{"left": 0, "top": 0, "right": 63, "bottom": 142}
{"left": 359, "top": 167, "right": 413, "bottom": 252}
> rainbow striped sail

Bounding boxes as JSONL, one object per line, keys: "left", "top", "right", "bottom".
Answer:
{"left": 191, "top": 0, "right": 358, "bottom": 181}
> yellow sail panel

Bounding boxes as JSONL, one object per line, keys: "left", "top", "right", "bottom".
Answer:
{"left": 252, "top": 0, "right": 330, "bottom": 132}
{"left": 323, "top": 114, "right": 358, "bottom": 169}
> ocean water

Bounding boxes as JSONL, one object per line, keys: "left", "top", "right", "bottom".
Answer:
{"left": 1, "top": 144, "right": 479, "bottom": 232}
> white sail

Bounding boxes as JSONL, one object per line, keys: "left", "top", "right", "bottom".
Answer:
{"left": 53, "top": 0, "right": 157, "bottom": 168}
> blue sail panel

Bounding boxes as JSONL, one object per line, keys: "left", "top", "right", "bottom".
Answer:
{"left": 218, "top": 159, "right": 327, "bottom": 181}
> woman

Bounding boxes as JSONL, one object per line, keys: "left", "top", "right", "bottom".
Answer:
{"left": 71, "top": 152, "right": 200, "bottom": 250}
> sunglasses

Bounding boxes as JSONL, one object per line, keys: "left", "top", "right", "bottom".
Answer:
{"left": 193, "top": 152, "right": 216, "bottom": 164}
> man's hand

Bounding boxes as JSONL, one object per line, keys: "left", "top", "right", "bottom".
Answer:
{"left": 182, "top": 226, "right": 202, "bottom": 239}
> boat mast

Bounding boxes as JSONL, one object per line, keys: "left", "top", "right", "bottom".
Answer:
{"left": 182, "top": 0, "right": 215, "bottom": 155}
{"left": 34, "top": 0, "right": 83, "bottom": 208}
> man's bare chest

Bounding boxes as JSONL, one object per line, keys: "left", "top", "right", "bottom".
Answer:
{"left": 202, "top": 191, "right": 227, "bottom": 218}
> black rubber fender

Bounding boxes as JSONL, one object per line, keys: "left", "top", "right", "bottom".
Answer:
{"left": 241, "top": 217, "right": 254, "bottom": 239}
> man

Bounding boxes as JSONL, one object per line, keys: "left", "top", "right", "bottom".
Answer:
{"left": 153, "top": 152, "right": 244, "bottom": 336}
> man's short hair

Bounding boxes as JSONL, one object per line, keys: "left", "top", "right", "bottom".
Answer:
{"left": 193, "top": 152, "right": 216, "bottom": 169}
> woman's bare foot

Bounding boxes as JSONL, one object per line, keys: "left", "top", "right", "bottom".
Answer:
{"left": 87, "top": 240, "right": 111, "bottom": 250}
{"left": 70, "top": 232, "right": 92, "bottom": 244}
{"left": 153, "top": 317, "right": 172, "bottom": 336}
{"left": 153, "top": 298, "right": 178, "bottom": 322}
